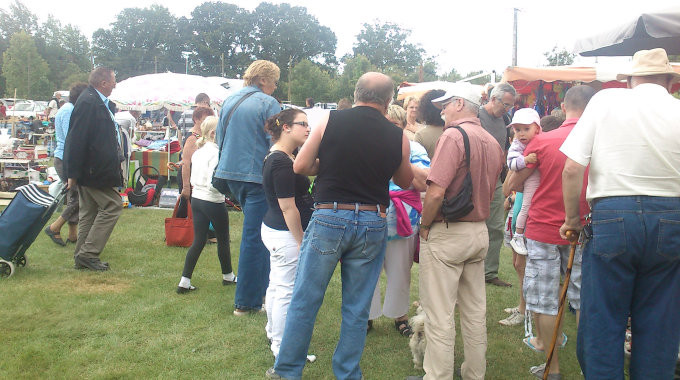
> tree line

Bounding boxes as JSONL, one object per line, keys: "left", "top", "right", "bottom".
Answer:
{"left": 0, "top": 0, "right": 510, "bottom": 105}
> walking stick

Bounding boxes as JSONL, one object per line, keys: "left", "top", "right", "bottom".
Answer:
{"left": 543, "top": 230, "right": 579, "bottom": 380}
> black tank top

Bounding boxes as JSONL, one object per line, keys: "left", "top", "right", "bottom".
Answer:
{"left": 314, "top": 106, "right": 403, "bottom": 206}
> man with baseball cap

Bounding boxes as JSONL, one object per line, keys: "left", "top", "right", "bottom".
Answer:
{"left": 560, "top": 48, "right": 680, "bottom": 379}
{"left": 407, "top": 82, "right": 503, "bottom": 380}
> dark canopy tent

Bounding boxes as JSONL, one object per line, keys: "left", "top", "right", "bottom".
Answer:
{"left": 574, "top": 8, "right": 680, "bottom": 56}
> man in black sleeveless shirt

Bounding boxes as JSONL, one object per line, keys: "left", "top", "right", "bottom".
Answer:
{"left": 267, "top": 73, "right": 413, "bottom": 380}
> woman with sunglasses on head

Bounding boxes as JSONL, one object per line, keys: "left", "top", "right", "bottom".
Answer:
{"left": 260, "top": 109, "right": 314, "bottom": 359}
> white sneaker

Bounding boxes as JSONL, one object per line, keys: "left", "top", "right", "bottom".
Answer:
{"left": 510, "top": 233, "right": 528, "bottom": 255}
{"left": 499, "top": 311, "right": 525, "bottom": 326}
{"left": 504, "top": 306, "right": 520, "bottom": 314}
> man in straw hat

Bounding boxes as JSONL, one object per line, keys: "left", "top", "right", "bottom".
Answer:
{"left": 560, "top": 48, "right": 680, "bottom": 379}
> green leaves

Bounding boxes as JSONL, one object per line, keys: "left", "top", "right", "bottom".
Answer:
{"left": 2, "top": 31, "right": 50, "bottom": 99}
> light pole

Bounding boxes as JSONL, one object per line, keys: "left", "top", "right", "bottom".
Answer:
{"left": 182, "top": 51, "right": 192, "bottom": 74}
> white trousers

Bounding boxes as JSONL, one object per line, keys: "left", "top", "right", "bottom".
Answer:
{"left": 369, "top": 234, "right": 416, "bottom": 320}
{"left": 261, "top": 223, "right": 299, "bottom": 357}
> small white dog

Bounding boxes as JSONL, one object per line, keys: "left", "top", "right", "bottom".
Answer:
{"left": 409, "top": 305, "right": 426, "bottom": 370}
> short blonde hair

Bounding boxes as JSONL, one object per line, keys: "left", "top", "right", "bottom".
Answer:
{"left": 243, "top": 60, "right": 280, "bottom": 87}
{"left": 387, "top": 104, "right": 407, "bottom": 128}
{"left": 404, "top": 95, "right": 419, "bottom": 109}
{"left": 196, "top": 116, "right": 218, "bottom": 149}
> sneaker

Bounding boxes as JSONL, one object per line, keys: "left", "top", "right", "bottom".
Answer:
{"left": 74, "top": 256, "right": 109, "bottom": 271}
{"left": 265, "top": 367, "right": 290, "bottom": 379}
{"left": 529, "top": 363, "right": 562, "bottom": 379}
{"left": 499, "top": 311, "right": 525, "bottom": 326}
{"left": 176, "top": 285, "right": 197, "bottom": 294}
{"left": 510, "top": 233, "right": 528, "bottom": 255}
{"left": 504, "top": 306, "right": 520, "bottom": 314}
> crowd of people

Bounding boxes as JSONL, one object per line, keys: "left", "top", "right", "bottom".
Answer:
{"left": 46, "top": 48, "right": 680, "bottom": 380}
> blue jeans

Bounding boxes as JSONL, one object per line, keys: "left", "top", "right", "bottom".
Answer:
{"left": 228, "top": 180, "right": 270, "bottom": 310}
{"left": 577, "top": 196, "right": 680, "bottom": 379}
{"left": 274, "top": 207, "right": 387, "bottom": 380}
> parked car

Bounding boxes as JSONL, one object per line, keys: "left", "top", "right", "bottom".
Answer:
{"left": 9, "top": 101, "right": 47, "bottom": 119}
{"left": 0, "top": 98, "right": 28, "bottom": 110}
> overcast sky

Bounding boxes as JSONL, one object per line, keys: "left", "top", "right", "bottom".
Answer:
{"left": 2, "top": 0, "right": 675, "bottom": 77}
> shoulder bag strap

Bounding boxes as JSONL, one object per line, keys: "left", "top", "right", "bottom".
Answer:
{"left": 216, "top": 90, "right": 259, "bottom": 160}
{"left": 453, "top": 126, "right": 470, "bottom": 168}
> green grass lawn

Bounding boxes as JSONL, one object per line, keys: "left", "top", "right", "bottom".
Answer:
{"left": 0, "top": 208, "right": 582, "bottom": 379}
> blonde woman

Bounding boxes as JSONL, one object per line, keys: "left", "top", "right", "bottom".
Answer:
{"left": 177, "top": 116, "right": 235, "bottom": 293}
{"left": 403, "top": 95, "right": 422, "bottom": 140}
{"left": 214, "top": 60, "right": 282, "bottom": 315}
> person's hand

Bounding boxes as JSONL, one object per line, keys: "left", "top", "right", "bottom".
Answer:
{"left": 524, "top": 153, "right": 537, "bottom": 164}
{"left": 180, "top": 187, "right": 191, "bottom": 199}
{"left": 167, "top": 162, "right": 180, "bottom": 171}
{"left": 503, "top": 195, "right": 513, "bottom": 211}
{"left": 419, "top": 227, "right": 430, "bottom": 241}
{"left": 67, "top": 178, "right": 76, "bottom": 190}
{"left": 559, "top": 217, "right": 583, "bottom": 240}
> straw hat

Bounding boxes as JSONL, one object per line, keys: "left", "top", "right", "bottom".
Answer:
{"left": 616, "top": 48, "right": 680, "bottom": 82}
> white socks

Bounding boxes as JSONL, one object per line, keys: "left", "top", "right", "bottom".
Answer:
{"left": 223, "top": 272, "right": 236, "bottom": 282}
{"left": 179, "top": 276, "right": 191, "bottom": 288}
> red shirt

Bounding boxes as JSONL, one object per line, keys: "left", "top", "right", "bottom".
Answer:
{"left": 524, "top": 118, "right": 589, "bottom": 244}
{"left": 427, "top": 117, "right": 504, "bottom": 222}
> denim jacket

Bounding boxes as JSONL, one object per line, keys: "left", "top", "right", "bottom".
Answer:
{"left": 214, "top": 86, "right": 281, "bottom": 184}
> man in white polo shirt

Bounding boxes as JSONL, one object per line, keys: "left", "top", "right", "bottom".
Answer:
{"left": 560, "top": 48, "right": 680, "bottom": 379}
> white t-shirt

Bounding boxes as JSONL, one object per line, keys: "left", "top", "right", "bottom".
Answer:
{"left": 48, "top": 99, "right": 59, "bottom": 118}
{"left": 189, "top": 141, "right": 225, "bottom": 203}
{"left": 560, "top": 83, "right": 680, "bottom": 201}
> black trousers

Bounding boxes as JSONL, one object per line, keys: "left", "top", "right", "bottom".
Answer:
{"left": 181, "top": 197, "right": 232, "bottom": 278}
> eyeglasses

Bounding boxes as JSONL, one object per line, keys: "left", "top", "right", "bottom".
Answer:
{"left": 497, "top": 98, "right": 513, "bottom": 110}
{"left": 291, "top": 121, "right": 309, "bottom": 127}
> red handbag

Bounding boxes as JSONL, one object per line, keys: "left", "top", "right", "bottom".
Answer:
{"left": 165, "top": 197, "right": 194, "bottom": 247}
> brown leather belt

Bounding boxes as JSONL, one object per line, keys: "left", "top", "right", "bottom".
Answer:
{"left": 315, "top": 203, "right": 387, "bottom": 218}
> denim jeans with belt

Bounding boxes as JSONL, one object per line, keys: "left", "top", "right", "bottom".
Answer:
{"left": 228, "top": 180, "right": 270, "bottom": 310}
{"left": 274, "top": 206, "right": 387, "bottom": 380}
{"left": 577, "top": 196, "right": 680, "bottom": 379}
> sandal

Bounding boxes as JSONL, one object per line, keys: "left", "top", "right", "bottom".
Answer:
{"left": 395, "top": 319, "right": 413, "bottom": 337}
{"left": 44, "top": 226, "right": 66, "bottom": 246}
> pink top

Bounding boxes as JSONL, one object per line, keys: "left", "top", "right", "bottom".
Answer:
{"left": 524, "top": 118, "right": 590, "bottom": 244}
{"left": 427, "top": 117, "right": 504, "bottom": 222}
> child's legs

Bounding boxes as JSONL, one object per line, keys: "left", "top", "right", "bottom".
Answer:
{"left": 516, "top": 172, "right": 540, "bottom": 232}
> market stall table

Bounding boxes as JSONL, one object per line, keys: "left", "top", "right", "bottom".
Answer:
{"left": 130, "top": 150, "right": 179, "bottom": 178}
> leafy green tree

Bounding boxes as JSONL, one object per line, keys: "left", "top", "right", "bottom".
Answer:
{"left": 404, "top": 59, "right": 438, "bottom": 83}
{"left": 36, "top": 15, "right": 91, "bottom": 91}
{"left": 288, "top": 60, "right": 332, "bottom": 105}
{"left": 544, "top": 46, "right": 575, "bottom": 66}
{"left": 440, "top": 67, "right": 463, "bottom": 82}
{"left": 61, "top": 72, "right": 90, "bottom": 89}
{"left": 353, "top": 22, "right": 425, "bottom": 75}
{"left": 2, "top": 31, "right": 50, "bottom": 99}
{"left": 0, "top": 0, "right": 38, "bottom": 42}
{"left": 92, "top": 5, "right": 186, "bottom": 80}
{"left": 252, "top": 2, "right": 337, "bottom": 98}
{"left": 184, "top": 2, "right": 256, "bottom": 77}
{"left": 332, "top": 54, "right": 377, "bottom": 101}
{"left": 0, "top": 0, "right": 40, "bottom": 95}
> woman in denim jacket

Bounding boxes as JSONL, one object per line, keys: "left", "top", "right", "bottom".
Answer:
{"left": 214, "top": 60, "right": 282, "bottom": 315}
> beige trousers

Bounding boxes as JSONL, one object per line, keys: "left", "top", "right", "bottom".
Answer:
{"left": 74, "top": 186, "right": 122, "bottom": 260}
{"left": 420, "top": 221, "right": 489, "bottom": 380}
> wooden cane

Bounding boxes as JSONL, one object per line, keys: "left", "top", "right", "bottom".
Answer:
{"left": 543, "top": 230, "right": 579, "bottom": 380}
